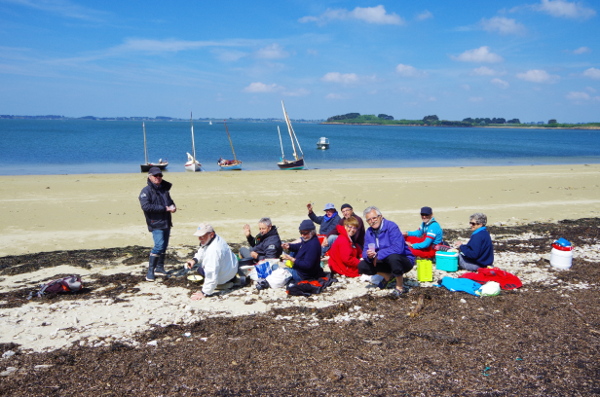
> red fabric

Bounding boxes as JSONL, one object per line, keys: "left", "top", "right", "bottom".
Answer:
{"left": 459, "top": 267, "right": 522, "bottom": 290}
{"left": 327, "top": 224, "right": 362, "bottom": 277}
{"left": 405, "top": 235, "right": 436, "bottom": 259}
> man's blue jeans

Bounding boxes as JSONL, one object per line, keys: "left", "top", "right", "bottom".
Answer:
{"left": 151, "top": 229, "right": 170, "bottom": 255}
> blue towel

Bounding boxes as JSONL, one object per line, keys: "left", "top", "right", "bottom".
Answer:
{"left": 439, "top": 276, "right": 482, "bottom": 296}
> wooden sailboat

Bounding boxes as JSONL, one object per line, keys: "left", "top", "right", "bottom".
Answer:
{"left": 218, "top": 120, "right": 242, "bottom": 171}
{"left": 277, "top": 100, "right": 305, "bottom": 170}
{"left": 140, "top": 122, "right": 168, "bottom": 173}
{"left": 184, "top": 113, "right": 201, "bottom": 172}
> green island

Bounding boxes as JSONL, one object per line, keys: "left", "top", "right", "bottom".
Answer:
{"left": 323, "top": 113, "right": 600, "bottom": 129}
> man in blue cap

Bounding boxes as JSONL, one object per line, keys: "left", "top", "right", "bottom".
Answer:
{"left": 281, "top": 219, "right": 325, "bottom": 282}
{"left": 307, "top": 202, "right": 341, "bottom": 256}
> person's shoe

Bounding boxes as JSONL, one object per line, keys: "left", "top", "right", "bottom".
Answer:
{"left": 146, "top": 255, "right": 159, "bottom": 281}
{"left": 391, "top": 285, "right": 410, "bottom": 297}
{"left": 145, "top": 275, "right": 155, "bottom": 282}
{"left": 378, "top": 277, "right": 396, "bottom": 289}
{"left": 154, "top": 254, "right": 168, "bottom": 276}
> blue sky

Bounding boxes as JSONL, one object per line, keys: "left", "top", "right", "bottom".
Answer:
{"left": 0, "top": 0, "right": 598, "bottom": 122}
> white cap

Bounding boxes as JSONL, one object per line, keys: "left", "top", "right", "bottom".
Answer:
{"left": 193, "top": 223, "right": 214, "bottom": 236}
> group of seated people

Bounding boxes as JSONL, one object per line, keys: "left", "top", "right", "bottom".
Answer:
{"left": 185, "top": 202, "right": 494, "bottom": 299}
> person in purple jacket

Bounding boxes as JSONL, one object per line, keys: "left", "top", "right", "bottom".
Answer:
{"left": 358, "top": 206, "right": 415, "bottom": 297}
{"left": 281, "top": 220, "right": 325, "bottom": 282}
{"left": 454, "top": 213, "right": 494, "bottom": 271}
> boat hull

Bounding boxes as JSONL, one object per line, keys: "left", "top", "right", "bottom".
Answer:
{"left": 316, "top": 144, "right": 329, "bottom": 150}
{"left": 277, "top": 158, "right": 304, "bottom": 170}
{"left": 218, "top": 160, "right": 242, "bottom": 171}
{"left": 140, "top": 162, "right": 168, "bottom": 173}
{"left": 184, "top": 162, "right": 201, "bottom": 172}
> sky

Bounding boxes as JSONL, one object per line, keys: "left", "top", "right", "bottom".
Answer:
{"left": 0, "top": 0, "right": 599, "bottom": 122}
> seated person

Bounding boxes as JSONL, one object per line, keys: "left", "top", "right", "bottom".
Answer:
{"left": 403, "top": 206, "right": 443, "bottom": 259}
{"left": 307, "top": 202, "right": 341, "bottom": 256}
{"left": 185, "top": 223, "right": 238, "bottom": 300}
{"left": 323, "top": 203, "right": 366, "bottom": 250}
{"left": 454, "top": 213, "right": 494, "bottom": 271}
{"left": 281, "top": 220, "right": 325, "bottom": 282}
{"left": 240, "top": 217, "right": 283, "bottom": 262}
{"left": 358, "top": 206, "right": 415, "bottom": 297}
{"left": 327, "top": 217, "right": 362, "bottom": 277}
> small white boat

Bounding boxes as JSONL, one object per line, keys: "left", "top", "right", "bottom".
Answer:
{"left": 316, "top": 137, "right": 329, "bottom": 150}
{"left": 184, "top": 113, "right": 201, "bottom": 172}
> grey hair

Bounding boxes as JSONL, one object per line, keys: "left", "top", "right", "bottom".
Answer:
{"left": 258, "top": 217, "right": 272, "bottom": 227}
{"left": 363, "top": 206, "right": 382, "bottom": 218}
{"left": 470, "top": 213, "right": 487, "bottom": 226}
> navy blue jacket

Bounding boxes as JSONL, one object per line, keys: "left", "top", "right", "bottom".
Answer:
{"left": 139, "top": 179, "right": 175, "bottom": 231}
{"left": 246, "top": 226, "right": 283, "bottom": 260}
{"left": 459, "top": 227, "right": 494, "bottom": 267}
{"left": 308, "top": 211, "right": 341, "bottom": 235}
{"left": 288, "top": 235, "right": 325, "bottom": 280}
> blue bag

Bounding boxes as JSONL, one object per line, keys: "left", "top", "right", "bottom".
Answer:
{"left": 255, "top": 261, "right": 273, "bottom": 279}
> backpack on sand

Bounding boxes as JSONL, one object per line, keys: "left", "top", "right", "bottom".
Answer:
{"left": 28, "top": 275, "right": 83, "bottom": 299}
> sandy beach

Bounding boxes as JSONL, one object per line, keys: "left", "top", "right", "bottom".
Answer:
{"left": 1, "top": 164, "right": 599, "bottom": 257}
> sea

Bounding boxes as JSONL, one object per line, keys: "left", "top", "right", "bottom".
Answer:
{"left": 1, "top": 119, "right": 599, "bottom": 175}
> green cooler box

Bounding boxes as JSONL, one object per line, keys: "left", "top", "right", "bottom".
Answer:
{"left": 435, "top": 251, "right": 459, "bottom": 272}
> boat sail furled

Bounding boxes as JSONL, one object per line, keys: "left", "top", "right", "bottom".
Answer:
{"left": 218, "top": 120, "right": 242, "bottom": 171}
{"left": 277, "top": 100, "right": 305, "bottom": 170}
{"left": 184, "top": 113, "right": 201, "bottom": 172}
{"left": 140, "top": 122, "right": 168, "bottom": 173}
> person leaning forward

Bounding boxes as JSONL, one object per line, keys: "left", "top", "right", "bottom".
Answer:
{"left": 186, "top": 223, "right": 238, "bottom": 300}
{"left": 281, "top": 220, "right": 325, "bottom": 282}
{"left": 240, "top": 217, "right": 283, "bottom": 262}
{"left": 139, "top": 167, "right": 176, "bottom": 282}
{"left": 358, "top": 206, "right": 415, "bottom": 297}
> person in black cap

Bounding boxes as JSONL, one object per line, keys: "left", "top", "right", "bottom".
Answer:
{"left": 281, "top": 219, "right": 325, "bottom": 282}
{"left": 323, "top": 203, "right": 366, "bottom": 249}
{"left": 403, "top": 206, "right": 444, "bottom": 259}
{"left": 139, "top": 167, "right": 177, "bottom": 281}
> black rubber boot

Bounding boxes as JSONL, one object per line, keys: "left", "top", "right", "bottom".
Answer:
{"left": 154, "top": 254, "right": 167, "bottom": 276}
{"left": 146, "top": 255, "right": 159, "bottom": 282}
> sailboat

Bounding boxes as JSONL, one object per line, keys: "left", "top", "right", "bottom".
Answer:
{"left": 184, "top": 113, "right": 201, "bottom": 172}
{"left": 277, "top": 100, "right": 305, "bottom": 170}
{"left": 140, "top": 122, "right": 168, "bottom": 173}
{"left": 218, "top": 120, "right": 242, "bottom": 171}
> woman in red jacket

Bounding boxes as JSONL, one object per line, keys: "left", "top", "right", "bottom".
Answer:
{"left": 328, "top": 217, "right": 362, "bottom": 277}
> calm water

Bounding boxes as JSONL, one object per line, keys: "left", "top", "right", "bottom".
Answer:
{"left": 1, "top": 119, "right": 599, "bottom": 175}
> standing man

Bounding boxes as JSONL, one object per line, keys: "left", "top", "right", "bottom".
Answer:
{"left": 359, "top": 206, "right": 415, "bottom": 297}
{"left": 139, "top": 167, "right": 176, "bottom": 282}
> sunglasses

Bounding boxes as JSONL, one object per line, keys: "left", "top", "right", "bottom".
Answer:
{"left": 469, "top": 222, "right": 478, "bottom": 226}
{"left": 420, "top": 213, "right": 431, "bottom": 216}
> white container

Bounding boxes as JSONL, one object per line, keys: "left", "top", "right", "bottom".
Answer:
{"left": 550, "top": 248, "right": 573, "bottom": 270}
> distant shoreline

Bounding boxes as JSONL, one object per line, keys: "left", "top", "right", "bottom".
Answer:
{"left": 321, "top": 122, "right": 600, "bottom": 130}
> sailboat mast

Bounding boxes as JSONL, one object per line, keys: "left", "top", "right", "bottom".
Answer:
{"left": 281, "top": 100, "right": 299, "bottom": 160}
{"left": 142, "top": 122, "right": 149, "bottom": 164}
{"left": 190, "top": 112, "right": 197, "bottom": 163}
{"left": 223, "top": 120, "right": 237, "bottom": 161}
{"left": 277, "top": 125, "right": 285, "bottom": 160}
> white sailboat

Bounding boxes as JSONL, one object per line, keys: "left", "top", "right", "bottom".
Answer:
{"left": 140, "top": 122, "right": 168, "bottom": 173}
{"left": 184, "top": 113, "right": 201, "bottom": 172}
{"left": 277, "top": 100, "right": 305, "bottom": 170}
{"left": 218, "top": 120, "right": 242, "bottom": 170}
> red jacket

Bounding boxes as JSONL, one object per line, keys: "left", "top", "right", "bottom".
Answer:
{"left": 328, "top": 225, "right": 362, "bottom": 277}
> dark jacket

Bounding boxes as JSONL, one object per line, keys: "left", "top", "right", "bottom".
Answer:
{"left": 246, "top": 226, "right": 283, "bottom": 260}
{"left": 308, "top": 211, "right": 341, "bottom": 235}
{"left": 139, "top": 179, "right": 175, "bottom": 231}
{"left": 288, "top": 235, "right": 325, "bottom": 281}
{"left": 459, "top": 227, "right": 494, "bottom": 267}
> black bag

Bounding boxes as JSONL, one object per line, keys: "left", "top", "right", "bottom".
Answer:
{"left": 28, "top": 275, "right": 83, "bottom": 299}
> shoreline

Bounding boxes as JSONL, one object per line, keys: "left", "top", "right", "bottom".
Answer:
{"left": 1, "top": 163, "right": 599, "bottom": 257}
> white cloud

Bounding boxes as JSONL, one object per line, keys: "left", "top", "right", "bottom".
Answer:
{"left": 469, "top": 97, "right": 484, "bottom": 103}
{"left": 243, "top": 82, "right": 283, "bottom": 93}
{"left": 325, "top": 93, "right": 345, "bottom": 100}
{"left": 473, "top": 66, "right": 497, "bottom": 76}
{"left": 321, "top": 72, "right": 359, "bottom": 84}
{"left": 480, "top": 17, "right": 526, "bottom": 35}
{"left": 583, "top": 67, "right": 600, "bottom": 79}
{"left": 566, "top": 91, "right": 590, "bottom": 100}
{"left": 114, "top": 38, "right": 223, "bottom": 54}
{"left": 491, "top": 78, "right": 510, "bottom": 88}
{"left": 516, "top": 69, "right": 558, "bottom": 83}
{"left": 284, "top": 88, "right": 310, "bottom": 97}
{"left": 532, "top": 0, "right": 596, "bottom": 20}
{"left": 572, "top": 46, "right": 591, "bottom": 54}
{"left": 213, "top": 49, "right": 247, "bottom": 62}
{"left": 255, "top": 44, "right": 289, "bottom": 59}
{"left": 395, "top": 64, "right": 427, "bottom": 77}
{"left": 4, "top": 0, "right": 107, "bottom": 21}
{"left": 416, "top": 10, "right": 433, "bottom": 21}
{"left": 453, "top": 46, "right": 503, "bottom": 63}
{"left": 299, "top": 5, "right": 404, "bottom": 25}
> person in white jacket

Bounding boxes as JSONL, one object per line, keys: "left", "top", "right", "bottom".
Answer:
{"left": 186, "top": 223, "right": 238, "bottom": 300}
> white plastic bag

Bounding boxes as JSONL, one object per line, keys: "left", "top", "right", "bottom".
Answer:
{"left": 265, "top": 267, "right": 292, "bottom": 289}
{"left": 477, "top": 281, "right": 501, "bottom": 296}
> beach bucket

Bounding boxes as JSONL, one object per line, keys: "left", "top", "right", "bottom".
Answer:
{"left": 435, "top": 251, "right": 459, "bottom": 272}
{"left": 416, "top": 259, "right": 433, "bottom": 282}
{"left": 550, "top": 247, "right": 573, "bottom": 270}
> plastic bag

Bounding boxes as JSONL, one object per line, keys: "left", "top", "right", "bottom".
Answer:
{"left": 266, "top": 267, "right": 292, "bottom": 289}
{"left": 476, "top": 281, "right": 501, "bottom": 297}
{"left": 255, "top": 261, "right": 273, "bottom": 279}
